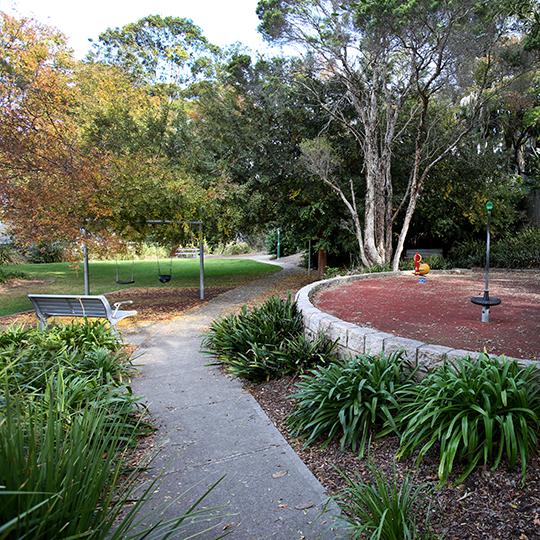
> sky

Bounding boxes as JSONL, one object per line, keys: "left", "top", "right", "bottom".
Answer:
{"left": 1, "top": 0, "right": 276, "bottom": 59}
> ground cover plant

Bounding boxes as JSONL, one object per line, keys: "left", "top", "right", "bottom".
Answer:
{"left": 395, "top": 353, "right": 540, "bottom": 485}
{"left": 202, "top": 294, "right": 338, "bottom": 381}
{"left": 331, "top": 457, "right": 436, "bottom": 540}
{"left": 286, "top": 352, "right": 416, "bottom": 458}
{"left": 448, "top": 226, "right": 540, "bottom": 269}
{"left": 0, "top": 320, "right": 228, "bottom": 539}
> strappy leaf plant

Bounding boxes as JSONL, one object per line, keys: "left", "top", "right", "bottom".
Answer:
{"left": 202, "top": 294, "right": 337, "bottom": 381}
{"left": 0, "top": 319, "right": 229, "bottom": 539}
{"left": 329, "top": 457, "right": 436, "bottom": 540}
{"left": 287, "top": 352, "right": 416, "bottom": 457}
{"left": 396, "top": 354, "right": 540, "bottom": 484}
{"left": 0, "top": 386, "right": 228, "bottom": 540}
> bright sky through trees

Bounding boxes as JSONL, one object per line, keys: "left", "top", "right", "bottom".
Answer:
{"left": 1, "top": 0, "right": 271, "bottom": 58}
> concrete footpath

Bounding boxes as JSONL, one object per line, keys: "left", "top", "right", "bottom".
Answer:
{"left": 125, "top": 255, "right": 343, "bottom": 540}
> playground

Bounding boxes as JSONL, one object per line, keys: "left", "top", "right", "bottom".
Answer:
{"left": 312, "top": 269, "right": 540, "bottom": 361}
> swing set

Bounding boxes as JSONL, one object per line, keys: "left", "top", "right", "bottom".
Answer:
{"left": 115, "top": 257, "right": 135, "bottom": 285}
{"left": 148, "top": 220, "right": 205, "bottom": 298}
{"left": 81, "top": 222, "right": 205, "bottom": 299}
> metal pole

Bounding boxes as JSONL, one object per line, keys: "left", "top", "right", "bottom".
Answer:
{"left": 147, "top": 220, "right": 204, "bottom": 299}
{"left": 308, "top": 239, "right": 311, "bottom": 278}
{"left": 82, "top": 229, "right": 90, "bottom": 295}
{"left": 484, "top": 205, "right": 492, "bottom": 298}
{"left": 199, "top": 223, "right": 204, "bottom": 300}
{"left": 482, "top": 201, "right": 493, "bottom": 322}
{"left": 277, "top": 228, "right": 280, "bottom": 259}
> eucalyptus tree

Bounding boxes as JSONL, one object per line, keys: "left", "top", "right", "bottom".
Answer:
{"left": 257, "top": 0, "right": 538, "bottom": 269}
{"left": 87, "top": 15, "right": 220, "bottom": 89}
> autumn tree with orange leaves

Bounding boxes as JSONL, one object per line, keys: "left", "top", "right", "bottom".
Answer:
{"left": 0, "top": 13, "right": 117, "bottom": 255}
{"left": 0, "top": 13, "right": 234, "bottom": 257}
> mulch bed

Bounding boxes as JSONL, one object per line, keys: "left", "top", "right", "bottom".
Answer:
{"left": 245, "top": 375, "right": 540, "bottom": 540}
{"left": 106, "top": 286, "right": 234, "bottom": 322}
{"left": 0, "top": 286, "right": 234, "bottom": 327}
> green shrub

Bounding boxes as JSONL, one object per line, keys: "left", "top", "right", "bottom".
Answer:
{"left": 0, "top": 243, "right": 25, "bottom": 265}
{"left": 0, "top": 321, "right": 228, "bottom": 539}
{"left": 26, "top": 242, "right": 65, "bottom": 263}
{"left": 396, "top": 354, "right": 540, "bottom": 484}
{"left": 211, "top": 241, "right": 252, "bottom": 255}
{"left": 0, "top": 320, "right": 129, "bottom": 396}
{"left": 287, "top": 352, "right": 416, "bottom": 457}
{"left": 399, "top": 255, "right": 453, "bottom": 272}
{"left": 449, "top": 227, "right": 540, "bottom": 269}
{"left": 330, "top": 457, "right": 435, "bottom": 540}
{"left": 0, "top": 384, "right": 225, "bottom": 540}
{"left": 492, "top": 227, "right": 540, "bottom": 268}
{"left": 0, "top": 267, "right": 26, "bottom": 284}
{"left": 202, "top": 295, "right": 336, "bottom": 381}
{"left": 265, "top": 229, "right": 299, "bottom": 258}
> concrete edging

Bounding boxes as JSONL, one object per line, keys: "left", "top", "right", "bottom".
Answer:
{"left": 295, "top": 270, "right": 537, "bottom": 375}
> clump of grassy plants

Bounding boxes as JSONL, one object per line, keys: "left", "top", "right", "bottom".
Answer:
{"left": 286, "top": 352, "right": 416, "bottom": 457}
{"left": 395, "top": 353, "right": 540, "bottom": 484}
{"left": 330, "top": 456, "right": 436, "bottom": 540}
{"left": 0, "top": 320, "right": 229, "bottom": 539}
{"left": 202, "top": 294, "right": 338, "bottom": 381}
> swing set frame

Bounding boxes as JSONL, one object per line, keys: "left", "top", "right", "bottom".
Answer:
{"left": 82, "top": 221, "right": 205, "bottom": 299}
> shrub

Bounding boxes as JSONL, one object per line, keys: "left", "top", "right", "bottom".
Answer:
{"left": 491, "top": 226, "right": 540, "bottom": 268}
{"left": 211, "top": 241, "right": 252, "bottom": 255}
{"left": 399, "top": 255, "right": 453, "bottom": 272}
{"left": 0, "top": 267, "right": 26, "bottom": 284}
{"left": 0, "top": 321, "right": 227, "bottom": 539}
{"left": 396, "top": 354, "right": 540, "bottom": 484}
{"left": 202, "top": 295, "right": 337, "bottom": 381}
{"left": 265, "top": 229, "right": 299, "bottom": 258}
{"left": 330, "top": 457, "right": 435, "bottom": 540}
{"left": 26, "top": 242, "right": 65, "bottom": 263}
{"left": 286, "top": 352, "right": 416, "bottom": 457}
{"left": 449, "top": 227, "right": 540, "bottom": 269}
{"left": 0, "top": 243, "right": 25, "bottom": 265}
{"left": 0, "top": 384, "right": 225, "bottom": 540}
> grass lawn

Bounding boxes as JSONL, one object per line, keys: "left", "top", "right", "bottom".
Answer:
{"left": 0, "top": 258, "right": 280, "bottom": 317}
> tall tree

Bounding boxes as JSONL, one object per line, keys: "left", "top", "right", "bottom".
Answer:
{"left": 0, "top": 13, "right": 110, "bottom": 250}
{"left": 257, "top": 0, "right": 537, "bottom": 269}
{"left": 87, "top": 15, "right": 220, "bottom": 89}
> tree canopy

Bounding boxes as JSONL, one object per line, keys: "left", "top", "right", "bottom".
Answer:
{"left": 1, "top": 4, "right": 539, "bottom": 265}
{"left": 257, "top": 0, "right": 540, "bottom": 269}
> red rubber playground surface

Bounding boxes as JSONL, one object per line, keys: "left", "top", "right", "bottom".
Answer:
{"left": 312, "top": 270, "right": 540, "bottom": 362}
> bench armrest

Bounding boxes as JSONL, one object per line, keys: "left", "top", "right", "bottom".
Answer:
{"left": 112, "top": 300, "right": 133, "bottom": 317}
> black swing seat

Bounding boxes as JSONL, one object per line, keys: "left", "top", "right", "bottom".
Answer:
{"left": 116, "top": 279, "right": 135, "bottom": 285}
{"left": 159, "top": 275, "right": 171, "bottom": 283}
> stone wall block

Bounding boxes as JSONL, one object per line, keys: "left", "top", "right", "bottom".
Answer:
{"left": 365, "top": 332, "right": 394, "bottom": 356}
{"left": 416, "top": 344, "right": 454, "bottom": 377}
{"left": 384, "top": 337, "right": 424, "bottom": 363}
{"left": 347, "top": 327, "right": 378, "bottom": 355}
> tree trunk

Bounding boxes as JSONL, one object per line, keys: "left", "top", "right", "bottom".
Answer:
{"left": 317, "top": 248, "right": 327, "bottom": 279}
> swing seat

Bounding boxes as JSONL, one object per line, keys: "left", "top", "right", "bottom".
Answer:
{"left": 116, "top": 280, "right": 135, "bottom": 285}
{"left": 159, "top": 275, "right": 171, "bottom": 283}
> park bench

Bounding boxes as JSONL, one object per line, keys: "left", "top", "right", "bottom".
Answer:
{"left": 175, "top": 248, "right": 200, "bottom": 258}
{"left": 27, "top": 294, "right": 137, "bottom": 332}
{"left": 405, "top": 248, "right": 443, "bottom": 258}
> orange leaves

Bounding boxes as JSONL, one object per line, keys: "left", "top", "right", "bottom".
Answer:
{"left": 0, "top": 14, "right": 111, "bottom": 252}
